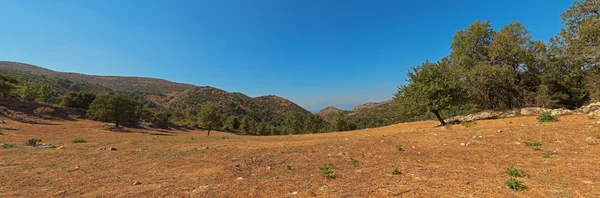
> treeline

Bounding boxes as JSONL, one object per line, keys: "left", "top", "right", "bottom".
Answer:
{"left": 395, "top": 0, "right": 600, "bottom": 125}
{"left": 0, "top": 74, "right": 347, "bottom": 135}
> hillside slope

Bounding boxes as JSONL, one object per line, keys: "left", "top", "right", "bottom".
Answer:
{"left": 1, "top": 114, "right": 598, "bottom": 197}
{"left": 0, "top": 61, "right": 195, "bottom": 93}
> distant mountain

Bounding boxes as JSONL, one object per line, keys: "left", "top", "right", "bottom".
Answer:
{"left": 317, "top": 106, "right": 346, "bottom": 123}
{"left": 0, "top": 61, "right": 313, "bottom": 125}
{"left": 318, "top": 100, "right": 402, "bottom": 128}
{"left": 0, "top": 61, "right": 194, "bottom": 93}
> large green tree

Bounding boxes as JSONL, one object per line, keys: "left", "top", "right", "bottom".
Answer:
{"left": 0, "top": 74, "right": 18, "bottom": 99}
{"left": 306, "top": 114, "right": 326, "bottom": 133}
{"left": 61, "top": 92, "right": 97, "bottom": 110}
{"left": 197, "top": 102, "right": 221, "bottom": 136}
{"left": 38, "top": 84, "right": 58, "bottom": 104}
{"left": 87, "top": 93, "right": 141, "bottom": 128}
{"left": 394, "top": 59, "right": 465, "bottom": 126}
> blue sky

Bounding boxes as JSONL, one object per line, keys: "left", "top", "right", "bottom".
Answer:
{"left": 0, "top": 0, "right": 573, "bottom": 111}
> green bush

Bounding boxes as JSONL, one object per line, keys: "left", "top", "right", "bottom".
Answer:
{"left": 505, "top": 177, "right": 528, "bottom": 191}
{"left": 503, "top": 165, "right": 529, "bottom": 178}
{"left": 523, "top": 141, "right": 542, "bottom": 147}
{"left": 319, "top": 164, "right": 334, "bottom": 178}
{"left": 397, "top": 145, "right": 405, "bottom": 151}
{"left": 389, "top": 167, "right": 401, "bottom": 175}
{"left": 537, "top": 112, "right": 557, "bottom": 122}
{"left": 71, "top": 138, "right": 86, "bottom": 143}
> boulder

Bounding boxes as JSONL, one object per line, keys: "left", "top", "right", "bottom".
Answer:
{"left": 25, "top": 138, "right": 37, "bottom": 146}
{"left": 580, "top": 102, "right": 600, "bottom": 113}
{"left": 550, "top": 108, "right": 573, "bottom": 116}
{"left": 520, "top": 107, "right": 550, "bottom": 116}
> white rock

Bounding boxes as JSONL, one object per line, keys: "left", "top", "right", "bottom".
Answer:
{"left": 460, "top": 143, "right": 466, "bottom": 146}
{"left": 292, "top": 191, "right": 298, "bottom": 195}
{"left": 236, "top": 177, "right": 243, "bottom": 180}
{"left": 133, "top": 181, "right": 142, "bottom": 185}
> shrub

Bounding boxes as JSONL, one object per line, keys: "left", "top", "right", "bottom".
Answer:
{"left": 319, "top": 164, "right": 334, "bottom": 178}
{"left": 537, "top": 112, "right": 557, "bottom": 122}
{"left": 503, "top": 165, "right": 529, "bottom": 178}
{"left": 35, "top": 138, "right": 42, "bottom": 142}
{"left": 1, "top": 143, "right": 17, "bottom": 148}
{"left": 389, "top": 167, "right": 401, "bottom": 175}
{"left": 523, "top": 141, "right": 542, "bottom": 147}
{"left": 286, "top": 165, "right": 292, "bottom": 170}
{"left": 71, "top": 138, "right": 86, "bottom": 143}
{"left": 397, "top": 145, "right": 405, "bottom": 151}
{"left": 542, "top": 152, "right": 552, "bottom": 158}
{"left": 461, "top": 120, "right": 477, "bottom": 128}
{"left": 505, "top": 177, "right": 528, "bottom": 191}
{"left": 350, "top": 157, "right": 359, "bottom": 167}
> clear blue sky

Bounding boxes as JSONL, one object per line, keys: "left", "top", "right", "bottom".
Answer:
{"left": 0, "top": 0, "right": 573, "bottom": 111}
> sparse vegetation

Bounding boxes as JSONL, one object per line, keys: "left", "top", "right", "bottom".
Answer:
{"left": 533, "top": 147, "right": 542, "bottom": 151}
{"left": 397, "top": 145, "right": 405, "bottom": 151}
{"left": 505, "top": 177, "right": 528, "bottom": 191}
{"left": 543, "top": 152, "right": 553, "bottom": 158}
{"left": 503, "top": 165, "right": 529, "bottom": 178}
{"left": 537, "top": 112, "right": 557, "bottom": 122}
{"left": 523, "top": 141, "right": 542, "bottom": 147}
{"left": 389, "top": 167, "right": 401, "bottom": 175}
{"left": 1, "top": 143, "right": 17, "bottom": 149}
{"left": 319, "top": 164, "right": 334, "bottom": 179}
{"left": 461, "top": 120, "right": 477, "bottom": 128}
{"left": 350, "top": 157, "right": 359, "bottom": 167}
{"left": 35, "top": 138, "right": 42, "bottom": 142}
{"left": 307, "top": 190, "right": 316, "bottom": 196}
{"left": 71, "top": 138, "right": 86, "bottom": 143}
{"left": 286, "top": 165, "right": 291, "bottom": 170}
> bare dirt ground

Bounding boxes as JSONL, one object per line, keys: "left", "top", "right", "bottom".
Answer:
{"left": 1, "top": 115, "right": 599, "bottom": 197}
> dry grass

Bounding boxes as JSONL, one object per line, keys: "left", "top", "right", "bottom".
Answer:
{"left": 0, "top": 115, "right": 599, "bottom": 197}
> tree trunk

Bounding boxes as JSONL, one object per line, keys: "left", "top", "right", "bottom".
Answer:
{"left": 115, "top": 120, "right": 119, "bottom": 128}
{"left": 432, "top": 109, "right": 447, "bottom": 126}
{"left": 207, "top": 124, "right": 211, "bottom": 136}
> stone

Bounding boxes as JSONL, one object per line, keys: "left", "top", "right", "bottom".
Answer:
{"left": 292, "top": 191, "right": 298, "bottom": 195}
{"left": 443, "top": 144, "right": 448, "bottom": 146}
{"left": 236, "top": 177, "right": 243, "bottom": 180}
{"left": 478, "top": 136, "right": 483, "bottom": 139}
{"left": 193, "top": 185, "right": 209, "bottom": 193}
{"left": 585, "top": 137, "right": 596, "bottom": 143}
{"left": 320, "top": 185, "right": 329, "bottom": 191}
{"left": 520, "top": 107, "right": 550, "bottom": 116}
{"left": 25, "top": 138, "right": 37, "bottom": 146}
{"left": 57, "top": 146, "right": 65, "bottom": 149}
{"left": 554, "top": 149, "right": 563, "bottom": 154}
{"left": 54, "top": 190, "right": 67, "bottom": 196}
{"left": 497, "top": 130, "right": 503, "bottom": 133}
{"left": 202, "top": 146, "right": 209, "bottom": 150}
{"left": 550, "top": 108, "right": 572, "bottom": 116}
{"left": 98, "top": 147, "right": 116, "bottom": 151}
{"left": 521, "top": 124, "right": 527, "bottom": 127}
{"left": 139, "top": 148, "right": 147, "bottom": 151}
{"left": 133, "top": 181, "right": 142, "bottom": 185}
{"left": 580, "top": 102, "right": 600, "bottom": 113}
{"left": 466, "top": 142, "right": 472, "bottom": 146}
{"left": 460, "top": 143, "right": 466, "bottom": 146}
{"left": 38, "top": 144, "right": 56, "bottom": 149}
{"left": 266, "top": 166, "right": 272, "bottom": 170}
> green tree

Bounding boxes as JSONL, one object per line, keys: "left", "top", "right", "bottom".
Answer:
{"left": 61, "top": 92, "right": 97, "bottom": 110}
{"left": 394, "top": 59, "right": 465, "bottom": 126}
{"left": 87, "top": 93, "right": 140, "bottom": 128}
{"left": 333, "top": 112, "right": 352, "bottom": 131}
{"left": 197, "top": 102, "right": 221, "bottom": 136}
{"left": 20, "top": 83, "right": 39, "bottom": 102}
{"left": 0, "top": 74, "right": 18, "bottom": 99}
{"left": 307, "top": 114, "right": 326, "bottom": 133}
{"left": 223, "top": 115, "right": 240, "bottom": 131}
{"left": 240, "top": 116, "right": 251, "bottom": 133}
{"left": 559, "top": 0, "right": 600, "bottom": 65}
{"left": 38, "top": 84, "right": 58, "bottom": 103}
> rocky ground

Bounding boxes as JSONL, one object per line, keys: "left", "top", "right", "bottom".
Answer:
{"left": 1, "top": 114, "right": 600, "bottom": 197}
